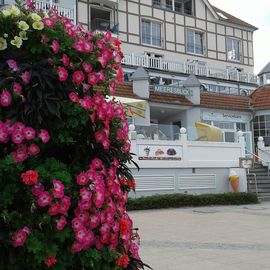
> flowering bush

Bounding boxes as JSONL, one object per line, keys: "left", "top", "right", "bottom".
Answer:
{"left": 0, "top": 1, "right": 145, "bottom": 269}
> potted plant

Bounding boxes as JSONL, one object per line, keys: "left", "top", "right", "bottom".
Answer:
{"left": 0, "top": 1, "right": 149, "bottom": 269}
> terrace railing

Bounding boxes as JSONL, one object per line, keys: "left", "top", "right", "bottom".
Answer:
{"left": 122, "top": 53, "right": 258, "bottom": 84}
{"left": 34, "top": 0, "right": 75, "bottom": 21}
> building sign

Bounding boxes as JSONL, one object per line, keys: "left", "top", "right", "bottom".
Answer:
{"left": 153, "top": 85, "right": 193, "bottom": 96}
{"left": 138, "top": 144, "right": 182, "bottom": 160}
{"left": 202, "top": 112, "right": 251, "bottom": 123}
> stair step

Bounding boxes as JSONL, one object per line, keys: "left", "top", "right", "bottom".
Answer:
{"left": 249, "top": 188, "right": 270, "bottom": 193}
{"left": 248, "top": 170, "right": 269, "bottom": 174}
{"left": 248, "top": 179, "right": 270, "bottom": 183}
{"left": 258, "top": 196, "right": 270, "bottom": 201}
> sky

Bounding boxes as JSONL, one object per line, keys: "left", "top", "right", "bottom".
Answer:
{"left": 209, "top": 0, "right": 270, "bottom": 74}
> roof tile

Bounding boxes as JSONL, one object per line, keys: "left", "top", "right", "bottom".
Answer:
{"left": 200, "top": 92, "right": 250, "bottom": 111}
{"left": 251, "top": 86, "right": 270, "bottom": 110}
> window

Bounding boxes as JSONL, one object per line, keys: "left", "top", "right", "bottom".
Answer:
{"left": 253, "top": 115, "right": 270, "bottom": 146}
{"left": 142, "top": 20, "right": 162, "bottom": 47}
{"left": 187, "top": 30, "right": 204, "bottom": 55}
{"left": 227, "top": 38, "right": 241, "bottom": 61}
{"left": 152, "top": 0, "right": 193, "bottom": 15}
{"left": 266, "top": 73, "right": 270, "bottom": 84}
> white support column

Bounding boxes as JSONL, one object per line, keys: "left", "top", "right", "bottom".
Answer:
{"left": 237, "top": 131, "right": 245, "bottom": 157}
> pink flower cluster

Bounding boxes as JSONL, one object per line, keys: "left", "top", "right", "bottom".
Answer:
{"left": 32, "top": 179, "right": 70, "bottom": 231}
{"left": 68, "top": 92, "right": 130, "bottom": 151}
{"left": 68, "top": 158, "right": 140, "bottom": 259}
{"left": 0, "top": 120, "right": 50, "bottom": 162}
{"left": 0, "top": 59, "right": 32, "bottom": 107}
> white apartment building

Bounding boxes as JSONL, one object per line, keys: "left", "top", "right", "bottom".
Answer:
{"left": 77, "top": 0, "right": 258, "bottom": 145}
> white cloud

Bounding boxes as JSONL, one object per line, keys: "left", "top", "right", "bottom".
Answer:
{"left": 209, "top": 0, "right": 270, "bottom": 74}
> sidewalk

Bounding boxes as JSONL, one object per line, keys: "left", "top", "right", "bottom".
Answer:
{"left": 130, "top": 202, "right": 270, "bottom": 270}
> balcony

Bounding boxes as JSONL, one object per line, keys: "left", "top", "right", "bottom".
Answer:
{"left": 91, "top": 18, "right": 118, "bottom": 34}
{"left": 122, "top": 53, "right": 258, "bottom": 84}
{"left": 34, "top": 0, "right": 75, "bottom": 21}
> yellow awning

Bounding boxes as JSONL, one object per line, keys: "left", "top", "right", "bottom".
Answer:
{"left": 109, "top": 96, "right": 147, "bottom": 118}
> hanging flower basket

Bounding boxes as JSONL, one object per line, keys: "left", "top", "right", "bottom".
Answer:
{"left": 0, "top": 1, "right": 149, "bottom": 269}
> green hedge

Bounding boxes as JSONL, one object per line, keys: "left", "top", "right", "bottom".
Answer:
{"left": 127, "top": 192, "right": 258, "bottom": 210}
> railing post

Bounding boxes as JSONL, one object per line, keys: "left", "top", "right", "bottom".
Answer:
{"left": 179, "top": 127, "right": 188, "bottom": 166}
{"left": 236, "top": 70, "right": 240, "bottom": 81}
{"left": 131, "top": 53, "right": 135, "bottom": 66}
{"left": 128, "top": 124, "right": 137, "bottom": 140}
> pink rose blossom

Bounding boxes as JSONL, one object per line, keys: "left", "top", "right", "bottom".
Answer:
{"left": 70, "top": 240, "right": 83, "bottom": 253}
{"left": 82, "top": 63, "right": 92, "bottom": 73}
{"left": 76, "top": 172, "right": 89, "bottom": 185}
{"left": 88, "top": 213, "right": 100, "bottom": 229}
{"left": 59, "top": 195, "right": 71, "bottom": 214}
{"left": 57, "top": 66, "right": 68, "bottom": 81}
{"left": 104, "top": 31, "right": 112, "bottom": 42}
{"left": 23, "top": 127, "right": 35, "bottom": 140}
{"left": 38, "top": 191, "right": 52, "bottom": 207}
{"left": 7, "top": 59, "right": 18, "bottom": 72}
{"left": 52, "top": 179, "right": 65, "bottom": 198}
{"left": 94, "top": 130, "right": 106, "bottom": 143}
{"left": 28, "top": 144, "right": 40, "bottom": 156}
{"left": 13, "top": 82, "right": 23, "bottom": 94}
{"left": 11, "top": 145, "right": 28, "bottom": 162}
{"left": 31, "top": 183, "right": 44, "bottom": 197}
{"left": 80, "top": 188, "right": 92, "bottom": 201}
{"left": 87, "top": 72, "right": 99, "bottom": 85}
{"left": 14, "top": 122, "right": 25, "bottom": 133}
{"left": 73, "top": 40, "right": 84, "bottom": 52}
{"left": 49, "top": 202, "right": 61, "bottom": 216}
{"left": 78, "top": 199, "right": 92, "bottom": 210}
{"left": 75, "top": 228, "right": 87, "bottom": 243}
{"left": 90, "top": 158, "right": 103, "bottom": 169}
{"left": 76, "top": 210, "right": 89, "bottom": 224}
{"left": 56, "top": 215, "right": 67, "bottom": 231}
{"left": 82, "top": 84, "right": 91, "bottom": 92}
{"left": 72, "top": 71, "right": 84, "bottom": 84}
{"left": 68, "top": 92, "right": 79, "bottom": 103}
{"left": 43, "top": 18, "right": 55, "bottom": 28}
{"left": 83, "top": 40, "right": 94, "bottom": 52}
{"left": 51, "top": 40, "right": 60, "bottom": 54}
{"left": 0, "top": 127, "right": 8, "bottom": 143}
{"left": 22, "top": 226, "right": 31, "bottom": 235}
{"left": 72, "top": 218, "right": 84, "bottom": 232}
{"left": 12, "top": 229, "right": 27, "bottom": 247}
{"left": 0, "top": 91, "right": 12, "bottom": 107}
{"left": 21, "top": 71, "right": 31, "bottom": 84}
{"left": 38, "top": 129, "right": 50, "bottom": 143}
{"left": 11, "top": 132, "right": 24, "bottom": 144}
{"left": 62, "top": 54, "right": 70, "bottom": 66}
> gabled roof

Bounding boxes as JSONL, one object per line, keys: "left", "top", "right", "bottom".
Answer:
{"left": 200, "top": 92, "right": 250, "bottom": 111}
{"left": 211, "top": 5, "right": 258, "bottom": 30}
{"left": 258, "top": 62, "right": 270, "bottom": 76}
{"left": 202, "top": 0, "right": 219, "bottom": 19}
{"left": 251, "top": 86, "right": 270, "bottom": 110}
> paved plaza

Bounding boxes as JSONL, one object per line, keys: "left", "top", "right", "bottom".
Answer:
{"left": 130, "top": 202, "right": 270, "bottom": 270}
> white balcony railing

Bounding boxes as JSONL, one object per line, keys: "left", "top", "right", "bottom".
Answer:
{"left": 122, "top": 53, "right": 258, "bottom": 84}
{"left": 34, "top": 0, "right": 75, "bottom": 21}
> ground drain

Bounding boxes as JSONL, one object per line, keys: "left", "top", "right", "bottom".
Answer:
{"left": 193, "top": 209, "right": 218, "bottom": 214}
{"left": 243, "top": 206, "right": 268, "bottom": 210}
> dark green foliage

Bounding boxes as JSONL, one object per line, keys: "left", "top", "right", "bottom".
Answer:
{"left": 127, "top": 192, "right": 258, "bottom": 211}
